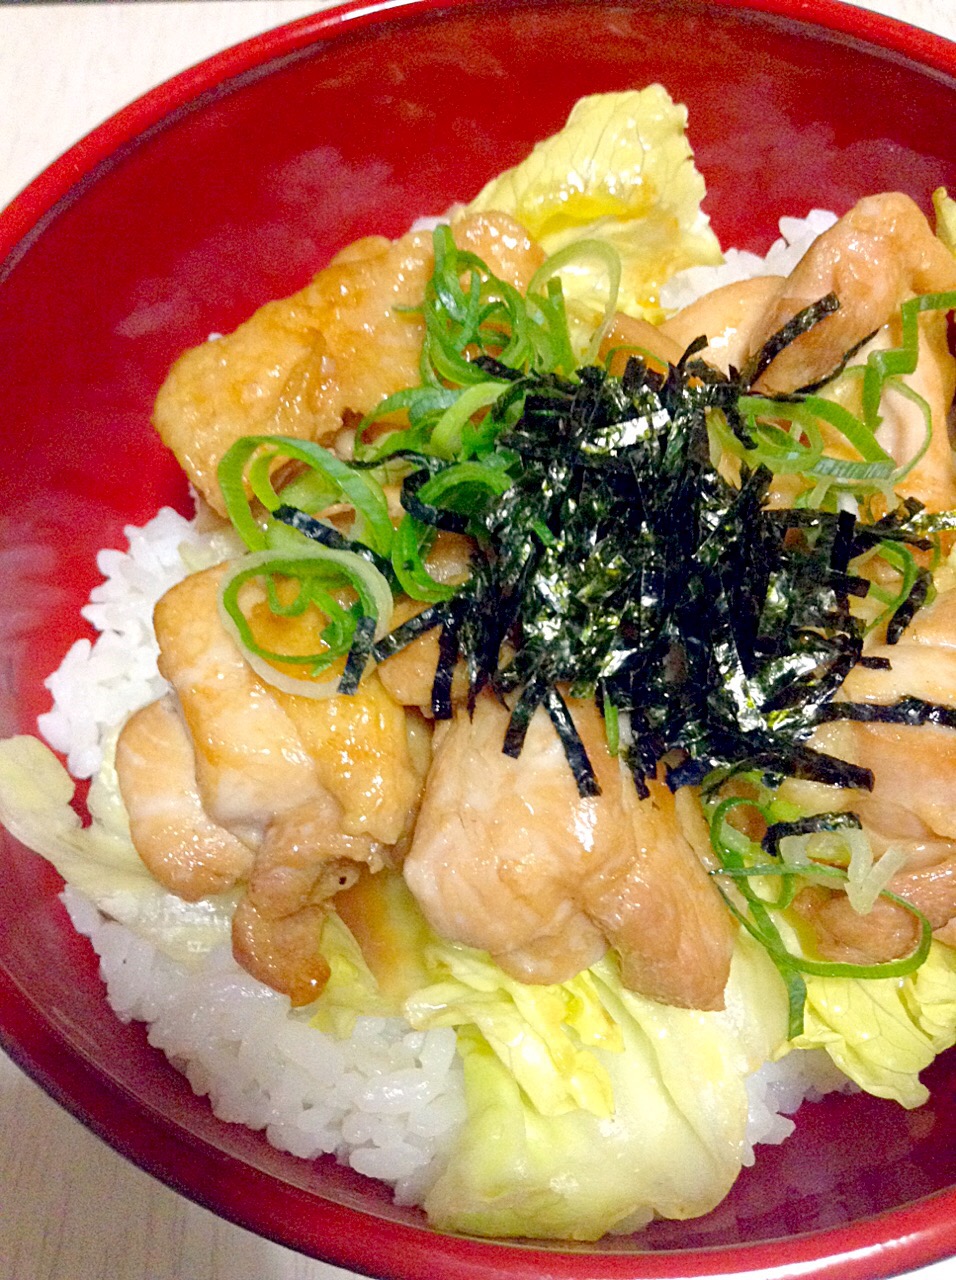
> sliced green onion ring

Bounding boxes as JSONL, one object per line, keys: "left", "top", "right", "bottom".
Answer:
{"left": 716, "top": 862, "right": 933, "bottom": 980}
{"left": 217, "top": 546, "right": 393, "bottom": 699}
{"left": 218, "top": 435, "right": 394, "bottom": 556}
{"left": 733, "top": 396, "right": 826, "bottom": 474}
{"left": 528, "top": 238, "right": 622, "bottom": 366}
{"left": 862, "top": 290, "right": 956, "bottom": 428}
{"left": 708, "top": 794, "right": 933, "bottom": 1035}
{"left": 430, "top": 381, "right": 508, "bottom": 458}
{"left": 391, "top": 516, "right": 457, "bottom": 603}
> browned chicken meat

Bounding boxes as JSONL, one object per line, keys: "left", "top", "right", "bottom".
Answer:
{"left": 115, "top": 562, "right": 428, "bottom": 1003}
{"left": 116, "top": 694, "right": 254, "bottom": 900}
{"left": 779, "top": 580, "right": 956, "bottom": 965}
{"left": 660, "top": 275, "right": 784, "bottom": 375}
{"left": 402, "top": 692, "right": 736, "bottom": 1010}
{"left": 153, "top": 212, "right": 545, "bottom": 514}
{"left": 661, "top": 192, "right": 956, "bottom": 510}
{"left": 748, "top": 193, "right": 956, "bottom": 394}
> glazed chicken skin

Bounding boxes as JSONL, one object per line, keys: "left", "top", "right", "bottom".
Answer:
{"left": 116, "top": 562, "right": 427, "bottom": 1004}
{"left": 116, "top": 694, "right": 254, "bottom": 899}
{"left": 153, "top": 212, "right": 545, "bottom": 515}
{"left": 403, "top": 693, "right": 736, "bottom": 1010}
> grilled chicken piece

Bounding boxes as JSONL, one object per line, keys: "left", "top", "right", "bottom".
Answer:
{"left": 660, "top": 195, "right": 956, "bottom": 512}
{"left": 249, "top": 794, "right": 385, "bottom": 919}
{"left": 153, "top": 563, "right": 425, "bottom": 848}
{"left": 128, "top": 562, "right": 426, "bottom": 1001}
{"left": 785, "top": 758, "right": 956, "bottom": 965}
{"left": 115, "top": 695, "right": 254, "bottom": 900}
{"left": 599, "top": 312, "right": 684, "bottom": 375}
{"left": 153, "top": 212, "right": 545, "bottom": 514}
{"left": 231, "top": 898, "right": 330, "bottom": 1007}
{"left": 842, "top": 587, "right": 956, "bottom": 709}
{"left": 232, "top": 796, "right": 388, "bottom": 1007}
{"left": 403, "top": 692, "right": 735, "bottom": 1009}
{"left": 748, "top": 192, "right": 956, "bottom": 394}
{"left": 660, "top": 275, "right": 785, "bottom": 375}
{"left": 790, "top": 886, "right": 920, "bottom": 967}
{"left": 867, "top": 312, "right": 956, "bottom": 513}
{"left": 784, "top": 584, "right": 956, "bottom": 963}
{"left": 154, "top": 565, "right": 323, "bottom": 848}
{"left": 745, "top": 194, "right": 956, "bottom": 512}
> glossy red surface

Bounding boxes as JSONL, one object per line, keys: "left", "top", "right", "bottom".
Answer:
{"left": 2, "top": 1, "right": 956, "bottom": 1276}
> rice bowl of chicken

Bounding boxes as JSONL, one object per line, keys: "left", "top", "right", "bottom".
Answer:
{"left": 4, "top": 2, "right": 956, "bottom": 1277}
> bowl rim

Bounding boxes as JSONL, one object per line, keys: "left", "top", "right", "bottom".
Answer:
{"left": 3, "top": 1, "right": 956, "bottom": 1276}
{"left": 2, "top": 0, "right": 956, "bottom": 267}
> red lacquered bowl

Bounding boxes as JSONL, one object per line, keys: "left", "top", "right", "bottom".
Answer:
{"left": 2, "top": 2, "right": 956, "bottom": 1277}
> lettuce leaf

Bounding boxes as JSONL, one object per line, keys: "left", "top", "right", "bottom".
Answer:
{"left": 0, "top": 735, "right": 236, "bottom": 964}
{"left": 791, "top": 942, "right": 956, "bottom": 1108}
{"left": 465, "top": 87, "right": 722, "bottom": 328}
{"left": 415, "top": 934, "right": 788, "bottom": 1240}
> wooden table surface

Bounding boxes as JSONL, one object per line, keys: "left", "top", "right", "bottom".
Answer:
{"left": 2, "top": 2, "right": 956, "bottom": 1278}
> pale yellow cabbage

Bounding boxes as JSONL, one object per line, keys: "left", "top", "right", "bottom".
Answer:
{"left": 791, "top": 943, "right": 956, "bottom": 1108}
{"left": 415, "top": 935, "right": 789, "bottom": 1240}
{"left": 406, "top": 942, "right": 623, "bottom": 1118}
{"left": 309, "top": 912, "right": 393, "bottom": 1036}
{"left": 464, "top": 87, "right": 723, "bottom": 329}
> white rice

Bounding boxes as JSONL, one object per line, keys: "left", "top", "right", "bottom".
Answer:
{"left": 660, "top": 208, "right": 838, "bottom": 312}
{"left": 59, "top": 883, "right": 466, "bottom": 1201}
{"left": 39, "top": 210, "right": 858, "bottom": 1222}
{"left": 37, "top": 506, "right": 240, "bottom": 780}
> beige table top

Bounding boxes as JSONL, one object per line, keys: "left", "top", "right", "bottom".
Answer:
{"left": 2, "top": 2, "right": 956, "bottom": 1278}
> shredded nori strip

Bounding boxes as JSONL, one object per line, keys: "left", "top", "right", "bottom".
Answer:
{"left": 370, "top": 348, "right": 917, "bottom": 796}
{"left": 400, "top": 469, "right": 471, "bottom": 535}
{"left": 740, "top": 293, "right": 840, "bottom": 386}
{"left": 372, "top": 604, "right": 443, "bottom": 660}
{"left": 502, "top": 679, "right": 547, "bottom": 759}
{"left": 762, "top": 811, "right": 863, "bottom": 858}
{"left": 820, "top": 696, "right": 956, "bottom": 731}
{"left": 272, "top": 269, "right": 954, "bottom": 800}
{"left": 543, "top": 686, "right": 601, "bottom": 797}
{"left": 886, "top": 567, "right": 933, "bottom": 643}
{"left": 273, "top": 505, "right": 394, "bottom": 579}
{"left": 431, "top": 610, "right": 461, "bottom": 720}
{"left": 338, "top": 613, "right": 377, "bottom": 696}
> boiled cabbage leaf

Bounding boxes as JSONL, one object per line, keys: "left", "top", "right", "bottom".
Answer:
{"left": 406, "top": 942, "right": 622, "bottom": 1118}
{"left": 413, "top": 934, "right": 788, "bottom": 1240}
{"left": 309, "top": 911, "right": 393, "bottom": 1036}
{"left": 791, "top": 942, "right": 956, "bottom": 1108}
{"left": 464, "top": 87, "right": 723, "bottom": 330}
{"left": 0, "top": 734, "right": 235, "bottom": 964}
{"left": 313, "top": 869, "right": 453, "bottom": 1033}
